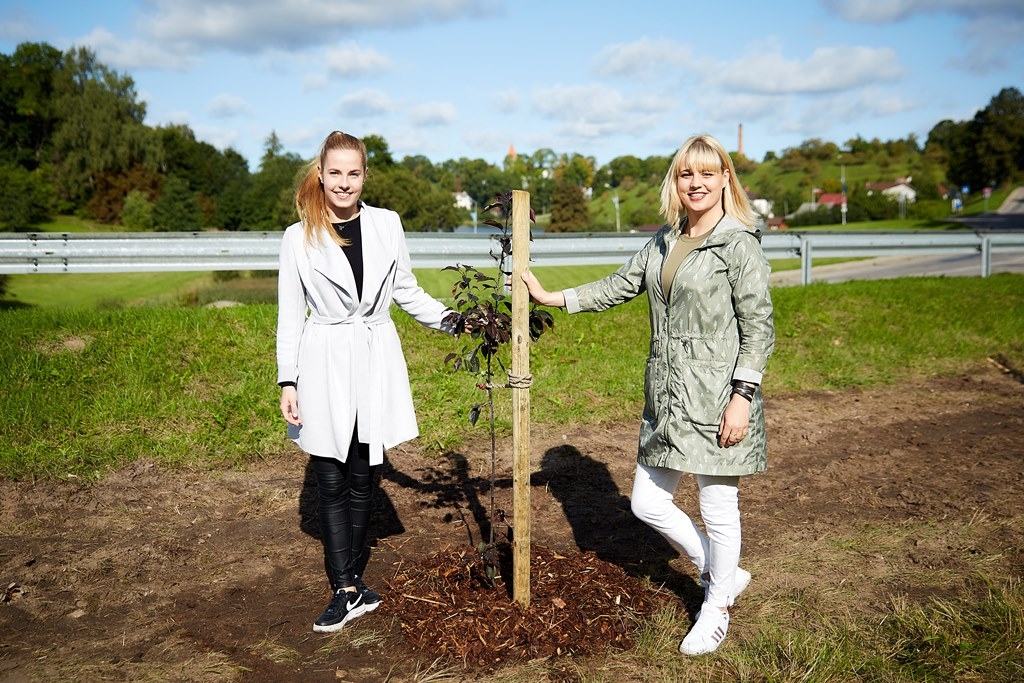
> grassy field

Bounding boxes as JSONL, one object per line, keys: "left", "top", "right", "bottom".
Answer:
{"left": 3, "top": 270, "right": 1023, "bottom": 682}
{"left": 2, "top": 271, "right": 1022, "bottom": 480}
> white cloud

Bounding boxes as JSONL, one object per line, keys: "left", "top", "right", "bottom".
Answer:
{"left": 303, "top": 74, "right": 330, "bottom": 92}
{"left": 719, "top": 46, "right": 902, "bottom": 94}
{"left": 325, "top": 42, "right": 392, "bottom": 77}
{"left": 806, "top": 90, "right": 915, "bottom": 126}
{"left": 137, "top": 0, "right": 498, "bottom": 53}
{"left": 162, "top": 108, "right": 195, "bottom": 126}
{"left": 463, "top": 129, "right": 518, "bottom": 157}
{"left": 410, "top": 102, "right": 457, "bottom": 126}
{"left": 955, "top": 14, "right": 1024, "bottom": 72}
{"left": 0, "top": 6, "right": 33, "bottom": 42}
{"left": 533, "top": 83, "right": 676, "bottom": 145}
{"left": 491, "top": 89, "right": 520, "bottom": 114}
{"left": 336, "top": 88, "right": 393, "bottom": 117}
{"left": 824, "top": 0, "right": 1024, "bottom": 75}
{"left": 207, "top": 93, "right": 250, "bottom": 117}
{"left": 192, "top": 123, "right": 242, "bottom": 154}
{"left": 694, "top": 92, "right": 789, "bottom": 129}
{"left": 534, "top": 84, "right": 672, "bottom": 122}
{"left": 279, "top": 123, "right": 331, "bottom": 158}
{"left": 592, "top": 37, "right": 691, "bottom": 80}
{"left": 82, "top": 27, "right": 194, "bottom": 71}
{"left": 824, "top": 0, "right": 1024, "bottom": 23}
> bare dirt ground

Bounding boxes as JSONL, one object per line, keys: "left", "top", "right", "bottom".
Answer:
{"left": 2, "top": 366, "right": 1023, "bottom": 682}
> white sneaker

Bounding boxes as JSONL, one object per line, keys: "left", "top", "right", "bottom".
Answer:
{"left": 697, "top": 566, "right": 751, "bottom": 618}
{"left": 732, "top": 567, "right": 751, "bottom": 604}
{"left": 679, "top": 605, "right": 729, "bottom": 656}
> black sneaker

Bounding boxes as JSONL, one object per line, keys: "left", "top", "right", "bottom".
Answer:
{"left": 354, "top": 575, "right": 381, "bottom": 612}
{"left": 312, "top": 589, "right": 366, "bottom": 633}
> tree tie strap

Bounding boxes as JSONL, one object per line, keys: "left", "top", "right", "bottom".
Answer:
{"left": 505, "top": 372, "right": 533, "bottom": 389}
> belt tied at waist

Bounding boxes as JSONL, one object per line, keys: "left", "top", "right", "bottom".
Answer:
{"left": 309, "top": 311, "right": 393, "bottom": 462}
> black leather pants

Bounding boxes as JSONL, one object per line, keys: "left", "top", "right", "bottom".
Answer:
{"left": 310, "top": 431, "right": 375, "bottom": 590}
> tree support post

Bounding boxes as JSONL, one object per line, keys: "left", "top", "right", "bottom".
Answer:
{"left": 510, "top": 189, "right": 532, "bottom": 609}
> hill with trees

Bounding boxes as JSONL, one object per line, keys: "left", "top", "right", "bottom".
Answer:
{"left": 2, "top": 41, "right": 1022, "bottom": 237}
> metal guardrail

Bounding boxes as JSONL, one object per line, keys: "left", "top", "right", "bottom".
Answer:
{"left": 2, "top": 230, "right": 1023, "bottom": 285}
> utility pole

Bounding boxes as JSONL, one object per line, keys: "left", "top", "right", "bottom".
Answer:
{"left": 840, "top": 153, "right": 848, "bottom": 226}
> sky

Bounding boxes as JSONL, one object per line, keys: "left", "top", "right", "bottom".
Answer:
{"left": 2, "top": 0, "right": 1023, "bottom": 172}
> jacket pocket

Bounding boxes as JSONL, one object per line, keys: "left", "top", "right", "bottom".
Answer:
{"left": 676, "top": 359, "right": 732, "bottom": 426}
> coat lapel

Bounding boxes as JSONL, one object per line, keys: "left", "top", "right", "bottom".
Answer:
{"left": 359, "top": 209, "right": 398, "bottom": 315}
{"left": 310, "top": 236, "right": 359, "bottom": 306}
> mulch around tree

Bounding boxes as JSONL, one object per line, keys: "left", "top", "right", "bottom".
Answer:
{"left": 386, "top": 541, "right": 676, "bottom": 671}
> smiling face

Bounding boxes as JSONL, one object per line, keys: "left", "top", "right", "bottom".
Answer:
{"left": 318, "top": 148, "right": 365, "bottom": 222}
{"left": 676, "top": 164, "right": 728, "bottom": 219}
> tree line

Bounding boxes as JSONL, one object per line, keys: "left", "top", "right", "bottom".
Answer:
{"left": 1, "top": 41, "right": 1022, "bottom": 237}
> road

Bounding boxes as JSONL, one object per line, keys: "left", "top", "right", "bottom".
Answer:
{"left": 947, "top": 185, "right": 1024, "bottom": 232}
{"left": 771, "top": 186, "right": 1024, "bottom": 286}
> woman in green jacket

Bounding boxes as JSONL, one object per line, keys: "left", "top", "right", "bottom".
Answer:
{"left": 523, "top": 133, "right": 775, "bottom": 656}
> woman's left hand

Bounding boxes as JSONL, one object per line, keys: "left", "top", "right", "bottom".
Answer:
{"left": 280, "top": 385, "right": 301, "bottom": 426}
{"left": 718, "top": 395, "right": 751, "bottom": 448}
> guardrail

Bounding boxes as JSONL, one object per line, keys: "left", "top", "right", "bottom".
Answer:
{"left": 2, "top": 230, "right": 1023, "bottom": 285}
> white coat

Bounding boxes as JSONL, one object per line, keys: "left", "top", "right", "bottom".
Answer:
{"left": 276, "top": 203, "right": 454, "bottom": 465}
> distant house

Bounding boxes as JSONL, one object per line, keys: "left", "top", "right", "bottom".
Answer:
{"left": 745, "top": 188, "right": 774, "bottom": 220}
{"left": 793, "top": 191, "right": 843, "bottom": 216}
{"left": 766, "top": 216, "right": 788, "bottom": 230}
{"left": 864, "top": 178, "right": 917, "bottom": 203}
{"left": 453, "top": 191, "right": 473, "bottom": 211}
{"left": 815, "top": 192, "right": 845, "bottom": 207}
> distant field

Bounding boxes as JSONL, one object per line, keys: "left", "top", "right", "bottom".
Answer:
{"left": 3, "top": 271, "right": 215, "bottom": 309}
{"left": 1, "top": 261, "right": 825, "bottom": 311}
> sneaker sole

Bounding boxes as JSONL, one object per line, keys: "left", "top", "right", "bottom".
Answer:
{"left": 312, "top": 599, "right": 376, "bottom": 633}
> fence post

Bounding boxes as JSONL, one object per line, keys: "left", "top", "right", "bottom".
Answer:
{"left": 980, "top": 236, "right": 992, "bottom": 277}
{"left": 800, "top": 237, "right": 813, "bottom": 286}
{"left": 510, "top": 190, "right": 532, "bottom": 609}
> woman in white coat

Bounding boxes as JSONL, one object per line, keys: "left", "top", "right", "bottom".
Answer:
{"left": 277, "top": 131, "right": 459, "bottom": 632}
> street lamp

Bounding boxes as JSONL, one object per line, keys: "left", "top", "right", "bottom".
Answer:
{"left": 612, "top": 192, "right": 621, "bottom": 233}
{"left": 839, "top": 153, "right": 848, "bottom": 226}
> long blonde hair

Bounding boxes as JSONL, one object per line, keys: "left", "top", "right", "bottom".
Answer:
{"left": 294, "top": 130, "right": 368, "bottom": 246}
{"left": 658, "top": 134, "right": 755, "bottom": 229}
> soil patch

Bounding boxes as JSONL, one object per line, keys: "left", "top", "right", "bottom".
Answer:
{"left": 2, "top": 368, "right": 1023, "bottom": 681}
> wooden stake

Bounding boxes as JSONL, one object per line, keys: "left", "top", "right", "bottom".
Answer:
{"left": 510, "top": 189, "right": 531, "bottom": 609}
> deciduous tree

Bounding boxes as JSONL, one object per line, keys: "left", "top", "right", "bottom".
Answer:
{"left": 548, "top": 179, "right": 590, "bottom": 232}
{"left": 49, "top": 47, "right": 153, "bottom": 213}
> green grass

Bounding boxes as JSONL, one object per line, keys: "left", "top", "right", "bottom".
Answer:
{"left": 578, "top": 577, "right": 1024, "bottom": 682}
{"left": 2, "top": 270, "right": 1023, "bottom": 682}
{"left": 2, "top": 272, "right": 1022, "bottom": 480}
{"left": 0, "top": 306, "right": 283, "bottom": 479}
{"left": 2, "top": 265, "right": 625, "bottom": 311}
{"left": 790, "top": 218, "right": 959, "bottom": 231}
{"left": 3, "top": 271, "right": 214, "bottom": 309}
{"left": 4, "top": 260, "right": 817, "bottom": 313}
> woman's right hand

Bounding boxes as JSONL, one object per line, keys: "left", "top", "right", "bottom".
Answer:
{"left": 280, "top": 385, "right": 301, "bottom": 426}
{"left": 522, "top": 269, "right": 565, "bottom": 308}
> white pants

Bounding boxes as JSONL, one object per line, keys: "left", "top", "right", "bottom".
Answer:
{"left": 630, "top": 462, "right": 741, "bottom": 608}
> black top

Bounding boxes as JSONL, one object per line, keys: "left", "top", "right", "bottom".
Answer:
{"left": 332, "top": 215, "right": 363, "bottom": 300}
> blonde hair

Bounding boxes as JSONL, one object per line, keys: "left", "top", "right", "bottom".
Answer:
{"left": 294, "top": 130, "right": 368, "bottom": 246}
{"left": 658, "top": 133, "right": 755, "bottom": 228}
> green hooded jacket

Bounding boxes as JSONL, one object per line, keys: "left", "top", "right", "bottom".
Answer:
{"left": 563, "top": 215, "right": 775, "bottom": 476}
